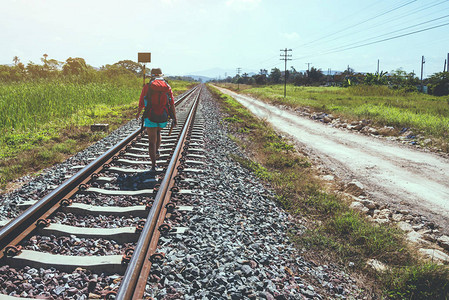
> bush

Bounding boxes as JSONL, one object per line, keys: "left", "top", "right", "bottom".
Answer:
{"left": 428, "top": 72, "right": 449, "bottom": 96}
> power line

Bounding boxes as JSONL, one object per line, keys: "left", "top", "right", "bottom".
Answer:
{"left": 266, "top": 61, "right": 282, "bottom": 70}
{"left": 325, "top": 14, "right": 449, "bottom": 53}
{"left": 367, "top": 0, "right": 447, "bottom": 29}
{"left": 308, "top": 0, "right": 447, "bottom": 52}
{"left": 292, "top": 0, "right": 419, "bottom": 50}
{"left": 243, "top": 1, "right": 449, "bottom": 73}
{"left": 246, "top": 0, "right": 408, "bottom": 70}
{"left": 293, "top": 21, "right": 449, "bottom": 60}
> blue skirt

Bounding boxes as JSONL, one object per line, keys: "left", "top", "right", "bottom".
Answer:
{"left": 144, "top": 118, "right": 168, "bottom": 128}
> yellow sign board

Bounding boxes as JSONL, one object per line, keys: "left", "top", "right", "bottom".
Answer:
{"left": 138, "top": 52, "right": 151, "bottom": 63}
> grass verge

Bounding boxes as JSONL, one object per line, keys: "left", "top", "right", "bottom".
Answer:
{"left": 220, "top": 83, "right": 449, "bottom": 152}
{"left": 208, "top": 84, "right": 449, "bottom": 298}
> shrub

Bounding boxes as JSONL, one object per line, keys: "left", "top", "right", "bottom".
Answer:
{"left": 428, "top": 72, "right": 449, "bottom": 96}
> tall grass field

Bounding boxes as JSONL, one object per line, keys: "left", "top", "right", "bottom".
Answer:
{"left": 0, "top": 79, "right": 192, "bottom": 189}
{"left": 0, "top": 82, "right": 137, "bottom": 130}
{"left": 0, "top": 81, "right": 139, "bottom": 158}
{"left": 237, "top": 84, "right": 449, "bottom": 145}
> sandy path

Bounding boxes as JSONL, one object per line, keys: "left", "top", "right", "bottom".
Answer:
{"left": 215, "top": 86, "right": 449, "bottom": 232}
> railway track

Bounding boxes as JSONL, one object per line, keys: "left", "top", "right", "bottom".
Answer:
{"left": 0, "top": 84, "right": 205, "bottom": 299}
{"left": 0, "top": 83, "right": 369, "bottom": 299}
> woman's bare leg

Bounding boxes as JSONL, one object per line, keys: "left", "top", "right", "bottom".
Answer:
{"left": 146, "top": 127, "right": 158, "bottom": 169}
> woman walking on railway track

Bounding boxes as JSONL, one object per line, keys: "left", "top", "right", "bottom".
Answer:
{"left": 136, "top": 68, "right": 177, "bottom": 172}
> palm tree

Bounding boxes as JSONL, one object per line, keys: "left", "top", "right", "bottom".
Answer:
{"left": 42, "top": 53, "right": 49, "bottom": 69}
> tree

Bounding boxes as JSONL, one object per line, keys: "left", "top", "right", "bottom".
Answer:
{"left": 254, "top": 74, "right": 267, "bottom": 85}
{"left": 62, "top": 57, "right": 88, "bottom": 75}
{"left": 337, "top": 67, "right": 362, "bottom": 87}
{"left": 26, "top": 62, "right": 46, "bottom": 78}
{"left": 293, "top": 72, "right": 306, "bottom": 86}
{"left": 12, "top": 56, "right": 20, "bottom": 66}
{"left": 364, "top": 71, "right": 388, "bottom": 85}
{"left": 269, "top": 68, "right": 281, "bottom": 84}
{"left": 288, "top": 66, "right": 299, "bottom": 83}
{"left": 40, "top": 54, "right": 49, "bottom": 72}
{"left": 113, "top": 60, "right": 142, "bottom": 76}
{"left": 389, "top": 68, "right": 419, "bottom": 87}
{"left": 427, "top": 72, "right": 449, "bottom": 96}
{"left": 234, "top": 75, "right": 244, "bottom": 84}
{"left": 100, "top": 64, "right": 135, "bottom": 78}
{"left": 307, "top": 67, "right": 325, "bottom": 85}
{"left": 242, "top": 72, "right": 249, "bottom": 84}
{"left": 342, "top": 67, "right": 355, "bottom": 76}
{"left": 46, "top": 59, "right": 62, "bottom": 72}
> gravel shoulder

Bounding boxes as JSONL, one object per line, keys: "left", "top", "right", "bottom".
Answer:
{"left": 214, "top": 86, "right": 449, "bottom": 235}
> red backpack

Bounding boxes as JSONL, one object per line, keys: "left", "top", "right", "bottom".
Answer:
{"left": 143, "top": 79, "right": 172, "bottom": 123}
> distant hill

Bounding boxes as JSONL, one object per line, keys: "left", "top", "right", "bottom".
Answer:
{"left": 183, "top": 67, "right": 258, "bottom": 81}
{"left": 183, "top": 75, "right": 213, "bottom": 82}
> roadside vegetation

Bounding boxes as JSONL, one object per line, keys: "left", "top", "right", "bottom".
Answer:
{"left": 220, "top": 83, "right": 449, "bottom": 152}
{"left": 0, "top": 55, "right": 195, "bottom": 192}
{"left": 212, "top": 66, "right": 449, "bottom": 96}
{"left": 208, "top": 85, "right": 449, "bottom": 299}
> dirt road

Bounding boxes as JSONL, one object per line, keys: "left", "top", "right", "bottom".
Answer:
{"left": 215, "top": 86, "right": 449, "bottom": 232}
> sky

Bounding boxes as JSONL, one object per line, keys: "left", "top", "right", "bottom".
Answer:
{"left": 1, "top": 0, "right": 449, "bottom": 78}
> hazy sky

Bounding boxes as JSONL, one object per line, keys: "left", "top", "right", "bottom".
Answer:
{"left": 1, "top": 0, "right": 449, "bottom": 78}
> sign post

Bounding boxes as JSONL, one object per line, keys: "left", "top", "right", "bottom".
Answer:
{"left": 138, "top": 52, "right": 151, "bottom": 86}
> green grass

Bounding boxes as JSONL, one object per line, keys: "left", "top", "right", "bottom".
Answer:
{"left": 0, "top": 81, "right": 135, "bottom": 130}
{"left": 0, "top": 78, "right": 193, "bottom": 190}
{"left": 236, "top": 84, "right": 449, "bottom": 145}
{"left": 208, "top": 84, "right": 449, "bottom": 298}
{"left": 0, "top": 81, "right": 140, "bottom": 160}
{"left": 385, "top": 264, "right": 449, "bottom": 299}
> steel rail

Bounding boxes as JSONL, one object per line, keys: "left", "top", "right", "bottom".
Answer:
{"left": 115, "top": 86, "right": 202, "bottom": 300}
{"left": 0, "top": 129, "right": 141, "bottom": 259}
{"left": 0, "top": 85, "right": 199, "bottom": 260}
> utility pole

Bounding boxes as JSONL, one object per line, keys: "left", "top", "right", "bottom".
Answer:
{"left": 420, "top": 56, "right": 425, "bottom": 92}
{"left": 305, "top": 62, "right": 312, "bottom": 74}
{"left": 236, "top": 67, "right": 242, "bottom": 90}
{"left": 377, "top": 59, "right": 380, "bottom": 74}
{"left": 280, "top": 48, "right": 292, "bottom": 98}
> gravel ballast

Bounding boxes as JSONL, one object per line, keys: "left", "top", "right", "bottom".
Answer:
{"left": 144, "top": 88, "right": 368, "bottom": 299}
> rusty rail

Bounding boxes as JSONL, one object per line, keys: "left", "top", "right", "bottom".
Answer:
{"left": 115, "top": 86, "right": 202, "bottom": 300}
